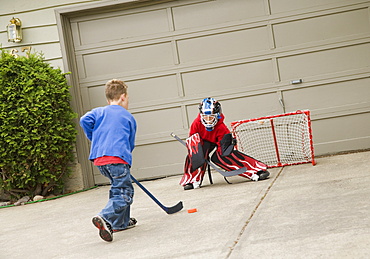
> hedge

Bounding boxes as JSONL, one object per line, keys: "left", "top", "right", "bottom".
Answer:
{"left": 0, "top": 49, "right": 77, "bottom": 200}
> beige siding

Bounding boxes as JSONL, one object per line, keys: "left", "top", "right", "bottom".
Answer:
{"left": 0, "top": 0, "right": 99, "bottom": 69}
{"left": 0, "top": 0, "right": 96, "bottom": 13}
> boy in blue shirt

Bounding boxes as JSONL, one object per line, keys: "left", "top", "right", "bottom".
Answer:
{"left": 80, "top": 79, "right": 137, "bottom": 242}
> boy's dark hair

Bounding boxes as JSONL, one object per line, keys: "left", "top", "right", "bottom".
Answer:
{"left": 105, "top": 79, "right": 128, "bottom": 101}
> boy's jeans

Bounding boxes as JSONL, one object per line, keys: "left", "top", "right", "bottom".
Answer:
{"left": 97, "top": 164, "right": 134, "bottom": 230}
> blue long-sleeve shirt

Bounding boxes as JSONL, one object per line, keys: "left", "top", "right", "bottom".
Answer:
{"left": 79, "top": 105, "right": 137, "bottom": 166}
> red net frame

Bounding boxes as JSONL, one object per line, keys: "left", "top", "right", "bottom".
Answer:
{"left": 231, "top": 110, "right": 316, "bottom": 168}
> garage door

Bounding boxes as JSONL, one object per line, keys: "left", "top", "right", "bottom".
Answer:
{"left": 68, "top": 0, "right": 370, "bottom": 184}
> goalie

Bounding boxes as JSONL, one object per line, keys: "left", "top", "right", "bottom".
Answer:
{"left": 180, "top": 97, "right": 270, "bottom": 190}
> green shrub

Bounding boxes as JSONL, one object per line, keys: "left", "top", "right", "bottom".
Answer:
{"left": 0, "top": 49, "right": 77, "bottom": 200}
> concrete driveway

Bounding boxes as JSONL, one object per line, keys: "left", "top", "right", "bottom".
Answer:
{"left": 1, "top": 151, "right": 369, "bottom": 259}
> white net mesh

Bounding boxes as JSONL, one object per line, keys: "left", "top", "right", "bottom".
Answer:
{"left": 231, "top": 111, "right": 314, "bottom": 167}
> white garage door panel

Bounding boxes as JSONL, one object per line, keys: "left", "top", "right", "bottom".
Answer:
{"left": 177, "top": 26, "right": 270, "bottom": 63}
{"left": 128, "top": 75, "right": 180, "bottom": 108}
{"left": 134, "top": 107, "right": 184, "bottom": 138}
{"left": 283, "top": 78, "right": 370, "bottom": 117}
{"left": 81, "top": 74, "right": 180, "bottom": 111}
{"left": 269, "top": 0, "right": 342, "bottom": 14}
{"left": 273, "top": 9, "right": 370, "bottom": 48}
{"left": 82, "top": 42, "right": 174, "bottom": 78}
{"left": 77, "top": 9, "right": 170, "bottom": 46}
{"left": 312, "top": 112, "right": 370, "bottom": 154}
{"left": 278, "top": 43, "right": 370, "bottom": 81}
{"left": 92, "top": 167, "right": 106, "bottom": 185}
{"left": 220, "top": 94, "right": 282, "bottom": 123}
{"left": 185, "top": 103, "right": 200, "bottom": 126}
{"left": 182, "top": 60, "right": 274, "bottom": 96}
{"left": 86, "top": 85, "right": 105, "bottom": 110}
{"left": 131, "top": 141, "right": 187, "bottom": 179}
{"left": 172, "top": 0, "right": 266, "bottom": 30}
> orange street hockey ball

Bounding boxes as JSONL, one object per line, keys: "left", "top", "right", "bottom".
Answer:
{"left": 187, "top": 208, "right": 197, "bottom": 213}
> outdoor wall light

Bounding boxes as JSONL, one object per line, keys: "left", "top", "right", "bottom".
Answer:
{"left": 7, "top": 17, "right": 22, "bottom": 43}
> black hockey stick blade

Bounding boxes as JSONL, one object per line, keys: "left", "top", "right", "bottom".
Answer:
{"left": 131, "top": 175, "right": 183, "bottom": 214}
{"left": 166, "top": 200, "right": 184, "bottom": 214}
{"left": 170, "top": 132, "right": 245, "bottom": 177}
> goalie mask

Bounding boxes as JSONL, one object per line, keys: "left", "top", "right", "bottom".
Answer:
{"left": 198, "top": 97, "right": 222, "bottom": 131}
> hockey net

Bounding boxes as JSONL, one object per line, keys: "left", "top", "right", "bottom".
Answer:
{"left": 231, "top": 110, "right": 315, "bottom": 168}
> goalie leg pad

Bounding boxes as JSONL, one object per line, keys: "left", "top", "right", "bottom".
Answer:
{"left": 179, "top": 141, "right": 215, "bottom": 186}
{"left": 211, "top": 150, "right": 267, "bottom": 179}
{"left": 186, "top": 133, "right": 205, "bottom": 171}
{"left": 179, "top": 155, "right": 207, "bottom": 186}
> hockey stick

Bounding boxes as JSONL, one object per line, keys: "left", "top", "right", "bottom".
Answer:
{"left": 131, "top": 175, "right": 183, "bottom": 214}
{"left": 170, "top": 133, "right": 246, "bottom": 177}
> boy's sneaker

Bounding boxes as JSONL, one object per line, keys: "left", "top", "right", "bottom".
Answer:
{"left": 126, "top": 217, "right": 137, "bottom": 229}
{"left": 113, "top": 218, "right": 137, "bottom": 232}
{"left": 92, "top": 216, "right": 113, "bottom": 242}
{"left": 257, "top": 170, "right": 270, "bottom": 180}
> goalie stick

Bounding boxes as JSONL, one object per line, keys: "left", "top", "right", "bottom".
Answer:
{"left": 170, "top": 133, "right": 246, "bottom": 177}
{"left": 131, "top": 175, "right": 183, "bottom": 214}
